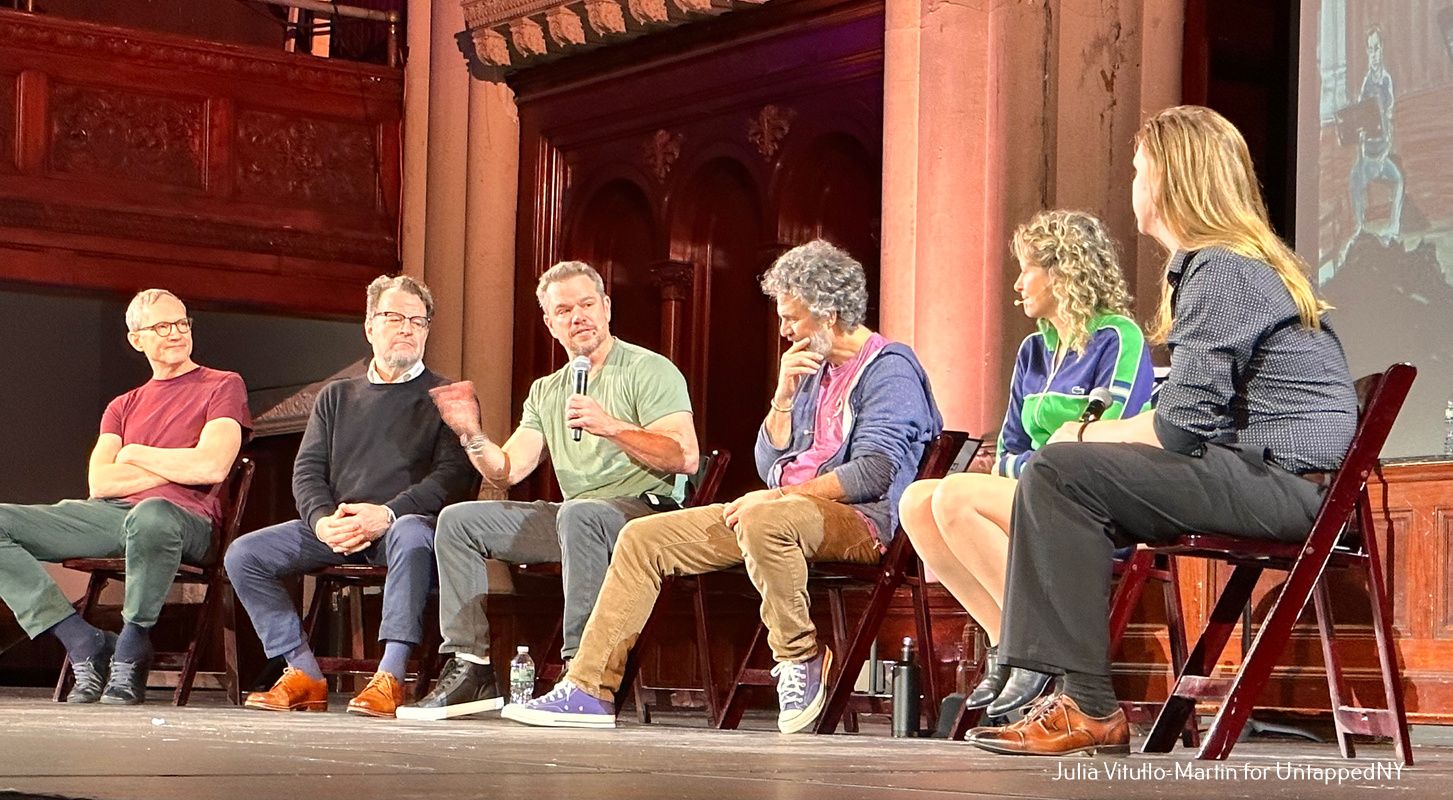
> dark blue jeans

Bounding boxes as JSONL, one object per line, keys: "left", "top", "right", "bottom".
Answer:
{"left": 224, "top": 515, "right": 437, "bottom": 658}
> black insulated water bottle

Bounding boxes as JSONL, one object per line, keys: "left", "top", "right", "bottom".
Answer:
{"left": 891, "top": 636, "right": 920, "bottom": 737}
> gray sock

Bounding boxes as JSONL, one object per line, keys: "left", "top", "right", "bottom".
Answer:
{"left": 1061, "top": 670, "right": 1119, "bottom": 717}
{"left": 115, "top": 621, "right": 153, "bottom": 663}
{"left": 286, "top": 643, "right": 325, "bottom": 681}
{"left": 49, "top": 614, "right": 105, "bottom": 661}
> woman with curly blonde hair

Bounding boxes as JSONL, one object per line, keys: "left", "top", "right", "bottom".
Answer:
{"left": 899, "top": 209, "right": 1153, "bottom": 715}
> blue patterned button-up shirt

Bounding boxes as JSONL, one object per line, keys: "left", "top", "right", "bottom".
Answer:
{"left": 1152, "top": 247, "right": 1358, "bottom": 474}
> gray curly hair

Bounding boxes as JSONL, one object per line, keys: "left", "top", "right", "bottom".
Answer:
{"left": 759, "top": 240, "right": 868, "bottom": 330}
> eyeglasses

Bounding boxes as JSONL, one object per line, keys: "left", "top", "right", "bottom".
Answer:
{"left": 372, "top": 311, "right": 432, "bottom": 330}
{"left": 134, "top": 318, "right": 193, "bottom": 337}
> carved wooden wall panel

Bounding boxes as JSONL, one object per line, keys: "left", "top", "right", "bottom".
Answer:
{"left": 509, "top": 0, "right": 884, "bottom": 499}
{"left": 0, "top": 73, "right": 17, "bottom": 175}
{"left": 47, "top": 82, "right": 206, "bottom": 191}
{"left": 234, "top": 110, "right": 379, "bottom": 210}
{"left": 0, "top": 10, "right": 402, "bottom": 318}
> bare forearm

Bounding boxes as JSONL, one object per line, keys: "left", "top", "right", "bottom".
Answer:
{"left": 89, "top": 464, "right": 168, "bottom": 498}
{"left": 606, "top": 427, "right": 692, "bottom": 474}
{"left": 779, "top": 471, "right": 848, "bottom": 502}
{"left": 1081, "top": 412, "right": 1161, "bottom": 447}
{"left": 467, "top": 443, "right": 514, "bottom": 488}
{"left": 122, "top": 445, "right": 230, "bottom": 485}
{"left": 763, "top": 406, "right": 792, "bottom": 449}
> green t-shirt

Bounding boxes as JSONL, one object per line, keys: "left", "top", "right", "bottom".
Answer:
{"left": 519, "top": 339, "right": 692, "bottom": 501}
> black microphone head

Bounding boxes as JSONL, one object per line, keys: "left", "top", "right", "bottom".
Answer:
{"left": 1084, "top": 387, "right": 1115, "bottom": 420}
{"left": 571, "top": 355, "right": 590, "bottom": 393}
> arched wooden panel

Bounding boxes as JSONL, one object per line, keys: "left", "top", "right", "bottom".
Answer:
{"left": 671, "top": 156, "right": 769, "bottom": 497}
{"left": 564, "top": 178, "right": 661, "bottom": 354}
{"left": 775, "top": 131, "right": 882, "bottom": 328}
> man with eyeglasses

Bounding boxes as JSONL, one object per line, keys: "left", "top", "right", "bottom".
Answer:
{"left": 0, "top": 289, "right": 251, "bottom": 705}
{"left": 225, "top": 274, "right": 475, "bottom": 718}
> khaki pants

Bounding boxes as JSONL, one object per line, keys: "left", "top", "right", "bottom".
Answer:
{"left": 566, "top": 494, "right": 879, "bottom": 700}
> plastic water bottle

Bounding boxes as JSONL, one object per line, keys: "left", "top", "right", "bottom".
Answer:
{"left": 1444, "top": 401, "right": 1453, "bottom": 457}
{"left": 509, "top": 645, "right": 535, "bottom": 705}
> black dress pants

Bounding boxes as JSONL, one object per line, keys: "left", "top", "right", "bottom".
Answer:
{"left": 998, "top": 441, "right": 1324, "bottom": 677}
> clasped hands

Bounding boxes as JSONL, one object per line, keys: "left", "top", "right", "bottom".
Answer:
{"left": 315, "top": 503, "right": 392, "bottom": 555}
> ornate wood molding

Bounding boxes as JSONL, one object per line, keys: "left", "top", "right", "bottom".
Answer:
{"left": 461, "top": 0, "right": 776, "bottom": 69}
{"left": 641, "top": 128, "right": 683, "bottom": 181}
{"left": 0, "top": 11, "right": 400, "bottom": 93}
{"left": 746, "top": 103, "right": 795, "bottom": 159}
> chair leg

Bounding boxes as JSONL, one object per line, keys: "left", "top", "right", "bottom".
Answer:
{"left": 692, "top": 577, "right": 720, "bottom": 726}
{"left": 53, "top": 571, "right": 110, "bottom": 703}
{"left": 1109, "top": 549, "right": 1154, "bottom": 652}
{"left": 222, "top": 581, "right": 242, "bottom": 705}
{"left": 413, "top": 596, "right": 442, "bottom": 702}
{"left": 173, "top": 576, "right": 223, "bottom": 706}
{"left": 1159, "top": 556, "right": 1199, "bottom": 749}
{"left": 825, "top": 586, "right": 858, "bottom": 733}
{"left": 1313, "top": 580, "right": 1356, "bottom": 759}
{"left": 1196, "top": 551, "right": 1339, "bottom": 760}
{"left": 1144, "top": 564, "right": 1261, "bottom": 753}
{"left": 814, "top": 557, "right": 909, "bottom": 735}
{"left": 717, "top": 622, "right": 768, "bottom": 730}
{"left": 910, "top": 577, "right": 939, "bottom": 732}
{"left": 1360, "top": 501, "right": 1414, "bottom": 766}
{"left": 630, "top": 577, "right": 674, "bottom": 724}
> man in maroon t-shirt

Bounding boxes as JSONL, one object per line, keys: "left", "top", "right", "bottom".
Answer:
{"left": 0, "top": 289, "right": 251, "bottom": 705}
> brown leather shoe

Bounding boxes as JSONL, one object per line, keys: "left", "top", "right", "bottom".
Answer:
{"left": 347, "top": 672, "right": 405, "bottom": 718}
{"left": 967, "top": 694, "right": 1129, "bottom": 756}
{"left": 244, "top": 667, "right": 328, "bottom": 712}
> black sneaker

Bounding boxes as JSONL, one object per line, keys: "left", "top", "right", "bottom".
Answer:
{"left": 99, "top": 650, "right": 152, "bottom": 705}
{"left": 65, "top": 632, "right": 117, "bottom": 704}
{"left": 396, "top": 657, "right": 502, "bottom": 720}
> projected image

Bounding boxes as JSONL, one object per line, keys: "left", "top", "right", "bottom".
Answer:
{"left": 1307, "top": 1, "right": 1453, "bottom": 456}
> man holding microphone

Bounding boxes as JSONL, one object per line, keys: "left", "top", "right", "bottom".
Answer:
{"left": 398, "top": 261, "right": 698, "bottom": 720}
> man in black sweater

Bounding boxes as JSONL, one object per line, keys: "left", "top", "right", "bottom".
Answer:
{"left": 225, "top": 275, "right": 475, "bottom": 718}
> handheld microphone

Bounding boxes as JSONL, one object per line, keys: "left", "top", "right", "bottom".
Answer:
{"left": 1080, "top": 387, "right": 1115, "bottom": 423}
{"left": 570, "top": 355, "right": 590, "bottom": 441}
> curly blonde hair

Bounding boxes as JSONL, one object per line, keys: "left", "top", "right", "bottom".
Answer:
{"left": 1012, "top": 210, "right": 1133, "bottom": 354}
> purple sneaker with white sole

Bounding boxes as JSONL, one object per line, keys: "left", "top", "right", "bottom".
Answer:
{"left": 500, "top": 680, "right": 616, "bottom": 729}
{"left": 773, "top": 646, "right": 832, "bottom": 733}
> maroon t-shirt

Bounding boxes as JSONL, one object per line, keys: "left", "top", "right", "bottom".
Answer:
{"left": 98, "top": 366, "right": 253, "bottom": 526}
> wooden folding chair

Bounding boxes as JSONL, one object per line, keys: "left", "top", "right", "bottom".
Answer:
{"left": 54, "top": 457, "right": 256, "bottom": 705}
{"left": 715, "top": 430, "right": 974, "bottom": 734}
{"left": 1131, "top": 362, "right": 1415, "bottom": 763}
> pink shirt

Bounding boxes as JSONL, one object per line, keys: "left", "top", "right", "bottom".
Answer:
{"left": 779, "top": 333, "right": 889, "bottom": 487}
{"left": 99, "top": 366, "right": 252, "bottom": 525}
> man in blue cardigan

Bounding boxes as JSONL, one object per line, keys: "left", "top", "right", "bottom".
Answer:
{"left": 502, "top": 240, "right": 942, "bottom": 733}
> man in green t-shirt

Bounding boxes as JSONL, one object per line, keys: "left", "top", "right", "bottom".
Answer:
{"left": 397, "top": 261, "right": 699, "bottom": 720}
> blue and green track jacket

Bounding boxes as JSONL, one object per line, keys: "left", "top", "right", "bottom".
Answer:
{"left": 995, "top": 313, "right": 1155, "bottom": 477}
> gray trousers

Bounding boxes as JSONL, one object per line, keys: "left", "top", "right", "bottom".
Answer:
{"left": 435, "top": 497, "right": 653, "bottom": 660}
{"left": 999, "top": 442, "right": 1324, "bottom": 678}
{"left": 0, "top": 498, "right": 212, "bottom": 637}
{"left": 224, "top": 515, "right": 438, "bottom": 659}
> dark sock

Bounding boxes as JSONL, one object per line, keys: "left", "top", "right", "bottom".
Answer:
{"left": 114, "top": 621, "right": 154, "bottom": 663}
{"left": 286, "top": 643, "right": 325, "bottom": 681}
{"left": 378, "top": 640, "right": 411, "bottom": 681}
{"left": 49, "top": 614, "right": 105, "bottom": 661}
{"left": 1062, "top": 670, "right": 1119, "bottom": 717}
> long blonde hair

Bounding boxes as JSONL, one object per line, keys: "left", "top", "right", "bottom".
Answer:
{"left": 1012, "top": 210, "right": 1133, "bottom": 354}
{"left": 1136, "top": 105, "right": 1327, "bottom": 343}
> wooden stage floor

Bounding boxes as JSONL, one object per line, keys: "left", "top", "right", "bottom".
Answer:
{"left": 0, "top": 689, "right": 1446, "bottom": 800}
